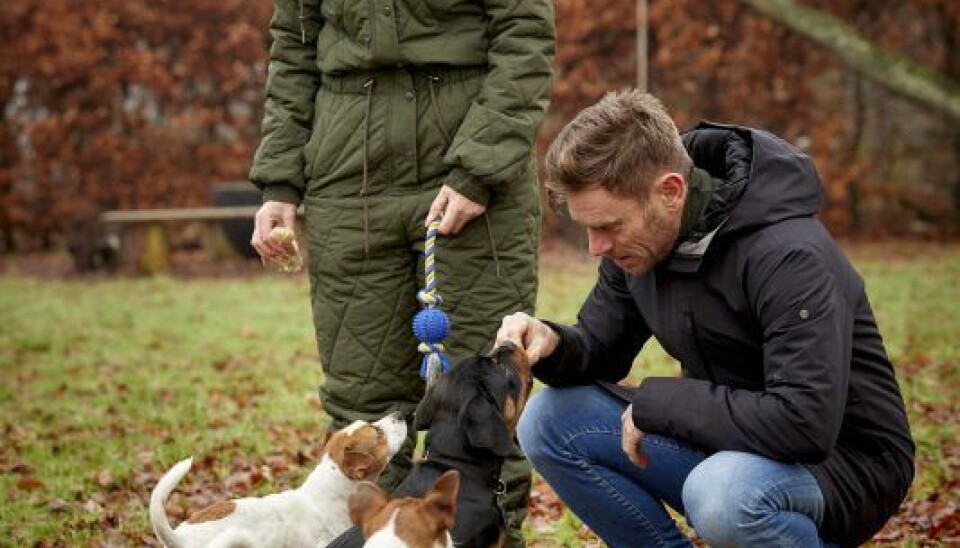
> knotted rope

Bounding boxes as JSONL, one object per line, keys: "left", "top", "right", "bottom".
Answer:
{"left": 413, "top": 220, "right": 452, "bottom": 388}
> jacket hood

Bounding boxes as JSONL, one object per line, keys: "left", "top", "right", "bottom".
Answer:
{"left": 682, "top": 121, "right": 824, "bottom": 237}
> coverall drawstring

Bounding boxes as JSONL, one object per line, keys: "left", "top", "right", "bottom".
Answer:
{"left": 298, "top": 0, "right": 306, "bottom": 43}
{"left": 360, "top": 78, "right": 375, "bottom": 260}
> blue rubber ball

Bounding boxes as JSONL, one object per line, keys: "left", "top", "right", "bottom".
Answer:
{"left": 413, "top": 308, "right": 449, "bottom": 343}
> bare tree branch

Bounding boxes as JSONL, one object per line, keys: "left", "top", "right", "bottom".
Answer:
{"left": 740, "top": 0, "right": 960, "bottom": 123}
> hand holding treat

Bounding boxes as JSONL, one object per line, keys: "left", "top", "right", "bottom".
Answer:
{"left": 266, "top": 227, "right": 303, "bottom": 273}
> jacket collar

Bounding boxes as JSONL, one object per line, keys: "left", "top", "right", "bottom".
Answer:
{"left": 667, "top": 167, "right": 722, "bottom": 273}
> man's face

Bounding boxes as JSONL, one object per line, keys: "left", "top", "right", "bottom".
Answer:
{"left": 566, "top": 178, "right": 684, "bottom": 275}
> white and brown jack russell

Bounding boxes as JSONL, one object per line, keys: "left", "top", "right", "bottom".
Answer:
{"left": 148, "top": 413, "right": 407, "bottom": 548}
{"left": 349, "top": 470, "right": 460, "bottom": 548}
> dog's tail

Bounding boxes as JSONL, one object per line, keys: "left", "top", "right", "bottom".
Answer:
{"left": 149, "top": 457, "right": 192, "bottom": 548}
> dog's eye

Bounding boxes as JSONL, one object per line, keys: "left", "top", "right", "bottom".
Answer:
{"left": 374, "top": 427, "right": 385, "bottom": 439}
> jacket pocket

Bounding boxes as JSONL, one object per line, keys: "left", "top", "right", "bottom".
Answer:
{"left": 430, "top": 71, "right": 480, "bottom": 146}
{"left": 306, "top": 91, "right": 388, "bottom": 194}
{"left": 302, "top": 92, "right": 328, "bottom": 181}
{"left": 688, "top": 313, "right": 765, "bottom": 389}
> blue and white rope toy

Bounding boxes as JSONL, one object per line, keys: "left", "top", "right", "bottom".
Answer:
{"left": 413, "top": 220, "right": 452, "bottom": 387}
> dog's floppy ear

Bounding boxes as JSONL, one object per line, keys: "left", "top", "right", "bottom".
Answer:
{"left": 459, "top": 391, "right": 512, "bottom": 457}
{"left": 414, "top": 384, "right": 440, "bottom": 431}
{"left": 342, "top": 449, "right": 378, "bottom": 481}
{"left": 349, "top": 481, "right": 390, "bottom": 528}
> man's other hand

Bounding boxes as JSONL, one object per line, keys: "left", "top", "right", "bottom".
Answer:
{"left": 495, "top": 312, "right": 560, "bottom": 365}
{"left": 251, "top": 201, "right": 297, "bottom": 262}
{"left": 621, "top": 404, "right": 649, "bottom": 469}
{"left": 426, "top": 185, "right": 486, "bottom": 235}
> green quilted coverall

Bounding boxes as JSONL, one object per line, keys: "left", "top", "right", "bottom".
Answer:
{"left": 249, "top": 1, "right": 555, "bottom": 544}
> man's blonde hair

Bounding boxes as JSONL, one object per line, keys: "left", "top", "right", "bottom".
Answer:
{"left": 545, "top": 89, "right": 692, "bottom": 202}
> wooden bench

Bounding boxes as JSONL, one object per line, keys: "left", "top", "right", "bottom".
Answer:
{"left": 97, "top": 206, "right": 262, "bottom": 274}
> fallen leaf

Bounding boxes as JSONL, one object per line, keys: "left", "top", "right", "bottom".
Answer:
{"left": 17, "top": 476, "right": 44, "bottom": 491}
{"left": 96, "top": 469, "right": 114, "bottom": 488}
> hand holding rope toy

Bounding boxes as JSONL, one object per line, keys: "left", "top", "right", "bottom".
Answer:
{"left": 413, "top": 220, "right": 452, "bottom": 388}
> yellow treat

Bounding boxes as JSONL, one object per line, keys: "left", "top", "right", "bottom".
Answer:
{"left": 269, "top": 227, "right": 296, "bottom": 244}
{"left": 267, "top": 227, "right": 303, "bottom": 273}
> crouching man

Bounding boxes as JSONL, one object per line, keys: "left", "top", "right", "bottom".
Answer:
{"left": 497, "top": 89, "right": 914, "bottom": 547}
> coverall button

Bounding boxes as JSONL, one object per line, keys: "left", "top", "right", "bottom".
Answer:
{"left": 405, "top": 90, "right": 414, "bottom": 101}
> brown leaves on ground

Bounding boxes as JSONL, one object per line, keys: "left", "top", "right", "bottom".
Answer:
{"left": 868, "top": 394, "right": 960, "bottom": 546}
{"left": 5, "top": 414, "right": 959, "bottom": 545}
{"left": 3, "top": 424, "right": 327, "bottom": 546}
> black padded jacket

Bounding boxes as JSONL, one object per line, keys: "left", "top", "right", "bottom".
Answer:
{"left": 535, "top": 123, "right": 915, "bottom": 547}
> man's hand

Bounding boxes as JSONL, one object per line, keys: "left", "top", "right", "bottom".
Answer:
{"left": 251, "top": 201, "right": 298, "bottom": 262}
{"left": 621, "top": 404, "right": 649, "bottom": 469}
{"left": 495, "top": 312, "right": 560, "bottom": 365}
{"left": 426, "top": 185, "right": 486, "bottom": 235}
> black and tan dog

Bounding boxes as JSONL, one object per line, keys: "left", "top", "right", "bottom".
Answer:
{"left": 327, "top": 342, "right": 532, "bottom": 548}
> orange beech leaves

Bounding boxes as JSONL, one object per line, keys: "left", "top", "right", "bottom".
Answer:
{"left": 1, "top": 0, "right": 958, "bottom": 251}
{"left": 0, "top": 1, "right": 271, "bottom": 250}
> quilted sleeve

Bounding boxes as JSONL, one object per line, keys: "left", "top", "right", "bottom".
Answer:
{"left": 442, "top": 0, "right": 556, "bottom": 206}
{"left": 249, "top": 0, "right": 322, "bottom": 205}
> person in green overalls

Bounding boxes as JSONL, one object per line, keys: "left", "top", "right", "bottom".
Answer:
{"left": 249, "top": 2, "right": 555, "bottom": 544}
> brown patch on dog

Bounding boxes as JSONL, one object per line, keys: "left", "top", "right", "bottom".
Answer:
{"left": 503, "top": 397, "right": 518, "bottom": 424}
{"left": 324, "top": 422, "right": 393, "bottom": 481}
{"left": 187, "top": 500, "right": 236, "bottom": 523}
{"left": 350, "top": 470, "right": 460, "bottom": 548}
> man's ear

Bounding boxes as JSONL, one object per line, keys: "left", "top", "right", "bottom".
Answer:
{"left": 459, "top": 394, "right": 512, "bottom": 457}
{"left": 656, "top": 172, "right": 687, "bottom": 212}
{"left": 349, "top": 481, "right": 389, "bottom": 528}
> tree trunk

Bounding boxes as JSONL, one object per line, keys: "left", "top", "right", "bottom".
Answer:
{"left": 740, "top": 0, "right": 960, "bottom": 124}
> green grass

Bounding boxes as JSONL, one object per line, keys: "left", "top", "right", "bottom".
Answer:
{"left": 0, "top": 277, "right": 321, "bottom": 544}
{"left": 1, "top": 242, "right": 957, "bottom": 545}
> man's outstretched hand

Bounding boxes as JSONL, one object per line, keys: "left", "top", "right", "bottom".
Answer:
{"left": 495, "top": 312, "right": 560, "bottom": 365}
{"left": 621, "top": 404, "right": 649, "bottom": 469}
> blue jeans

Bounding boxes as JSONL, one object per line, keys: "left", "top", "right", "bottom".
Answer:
{"left": 518, "top": 385, "right": 835, "bottom": 548}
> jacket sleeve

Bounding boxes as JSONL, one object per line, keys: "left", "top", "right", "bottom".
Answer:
{"left": 534, "top": 259, "right": 651, "bottom": 386}
{"left": 442, "top": 0, "right": 556, "bottom": 206}
{"left": 631, "top": 245, "right": 851, "bottom": 463}
{"left": 248, "top": 0, "right": 322, "bottom": 205}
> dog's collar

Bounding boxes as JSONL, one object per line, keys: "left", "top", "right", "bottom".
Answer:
{"left": 424, "top": 450, "right": 504, "bottom": 492}
{"left": 421, "top": 453, "right": 509, "bottom": 527}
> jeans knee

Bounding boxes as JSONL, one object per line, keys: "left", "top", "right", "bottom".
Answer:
{"left": 517, "top": 390, "right": 551, "bottom": 466}
{"left": 682, "top": 453, "right": 761, "bottom": 547}
{"left": 519, "top": 387, "right": 584, "bottom": 467}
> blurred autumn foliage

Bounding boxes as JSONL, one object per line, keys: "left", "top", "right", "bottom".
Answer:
{"left": 0, "top": 1, "right": 272, "bottom": 251}
{"left": 1, "top": 0, "right": 958, "bottom": 252}
{"left": 547, "top": 0, "right": 960, "bottom": 238}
